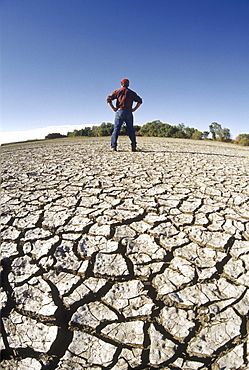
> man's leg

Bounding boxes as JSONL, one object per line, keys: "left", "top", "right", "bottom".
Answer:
{"left": 111, "top": 110, "right": 123, "bottom": 149}
{"left": 124, "top": 110, "right": 136, "bottom": 150}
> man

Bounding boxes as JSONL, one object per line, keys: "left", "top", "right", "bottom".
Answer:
{"left": 106, "top": 79, "right": 142, "bottom": 151}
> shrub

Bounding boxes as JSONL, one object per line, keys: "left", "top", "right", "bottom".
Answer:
{"left": 238, "top": 134, "right": 249, "bottom": 146}
{"left": 192, "top": 130, "right": 203, "bottom": 140}
{"left": 45, "top": 133, "right": 66, "bottom": 140}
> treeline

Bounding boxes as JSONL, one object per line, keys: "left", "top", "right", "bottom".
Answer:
{"left": 67, "top": 122, "right": 142, "bottom": 137}
{"left": 138, "top": 121, "right": 206, "bottom": 140}
{"left": 45, "top": 122, "right": 141, "bottom": 140}
{"left": 45, "top": 121, "right": 249, "bottom": 146}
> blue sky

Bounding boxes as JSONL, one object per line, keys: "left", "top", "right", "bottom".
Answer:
{"left": 1, "top": 0, "right": 249, "bottom": 143}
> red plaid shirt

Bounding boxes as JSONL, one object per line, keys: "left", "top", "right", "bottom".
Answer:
{"left": 107, "top": 87, "right": 142, "bottom": 110}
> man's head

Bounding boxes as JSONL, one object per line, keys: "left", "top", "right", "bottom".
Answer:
{"left": 121, "top": 78, "right": 129, "bottom": 87}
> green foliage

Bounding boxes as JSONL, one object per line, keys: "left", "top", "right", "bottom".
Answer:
{"left": 220, "top": 128, "right": 232, "bottom": 142}
{"left": 209, "top": 122, "right": 221, "bottom": 140}
{"left": 139, "top": 120, "right": 163, "bottom": 136}
{"left": 45, "top": 133, "right": 67, "bottom": 140}
{"left": 236, "top": 134, "right": 249, "bottom": 146}
{"left": 203, "top": 131, "right": 210, "bottom": 139}
{"left": 66, "top": 122, "right": 142, "bottom": 138}
{"left": 67, "top": 123, "right": 114, "bottom": 137}
{"left": 209, "top": 122, "right": 231, "bottom": 142}
{"left": 46, "top": 121, "right": 212, "bottom": 142}
{"left": 191, "top": 130, "right": 203, "bottom": 140}
{"left": 139, "top": 120, "right": 180, "bottom": 137}
{"left": 138, "top": 121, "right": 204, "bottom": 140}
{"left": 134, "top": 125, "right": 141, "bottom": 133}
{"left": 98, "top": 122, "right": 114, "bottom": 136}
{"left": 45, "top": 120, "right": 238, "bottom": 144}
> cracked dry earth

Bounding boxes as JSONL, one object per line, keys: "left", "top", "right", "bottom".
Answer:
{"left": 1, "top": 137, "right": 249, "bottom": 370}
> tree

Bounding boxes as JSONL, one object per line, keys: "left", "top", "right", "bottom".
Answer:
{"left": 91, "top": 126, "right": 100, "bottom": 136}
{"left": 67, "top": 131, "right": 74, "bottom": 137}
{"left": 98, "top": 122, "right": 114, "bottom": 136}
{"left": 81, "top": 127, "right": 93, "bottom": 136}
{"left": 140, "top": 120, "right": 165, "bottom": 136}
{"left": 209, "top": 122, "right": 231, "bottom": 142}
{"left": 237, "top": 134, "right": 249, "bottom": 146}
{"left": 209, "top": 122, "right": 222, "bottom": 140}
{"left": 184, "top": 126, "right": 196, "bottom": 139}
{"left": 138, "top": 121, "right": 205, "bottom": 140}
{"left": 67, "top": 129, "right": 80, "bottom": 137}
{"left": 173, "top": 129, "right": 186, "bottom": 138}
{"left": 45, "top": 133, "right": 66, "bottom": 140}
{"left": 220, "top": 128, "right": 232, "bottom": 142}
{"left": 163, "top": 124, "right": 178, "bottom": 137}
{"left": 134, "top": 125, "right": 141, "bottom": 133}
{"left": 191, "top": 130, "right": 203, "bottom": 140}
{"left": 202, "top": 131, "right": 210, "bottom": 139}
{"left": 140, "top": 120, "right": 175, "bottom": 137}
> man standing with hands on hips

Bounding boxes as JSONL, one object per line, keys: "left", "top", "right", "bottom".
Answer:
{"left": 106, "top": 79, "right": 142, "bottom": 152}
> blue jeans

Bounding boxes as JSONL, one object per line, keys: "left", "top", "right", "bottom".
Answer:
{"left": 111, "top": 109, "right": 136, "bottom": 149}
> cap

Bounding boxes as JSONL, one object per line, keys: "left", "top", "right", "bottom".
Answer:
{"left": 121, "top": 78, "right": 129, "bottom": 86}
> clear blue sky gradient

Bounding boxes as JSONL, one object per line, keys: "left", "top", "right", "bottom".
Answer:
{"left": 1, "top": 0, "right": 249, "bottom": 142}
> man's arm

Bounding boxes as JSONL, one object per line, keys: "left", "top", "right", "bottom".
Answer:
{"left": 132, "top": 102, "right": 142, "bottom": 112}
{"left": 108, "top": 101, "right": 118, "bottom": 112}
{"left": 106, "top": 90, "right": 118, "bottom": 112}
